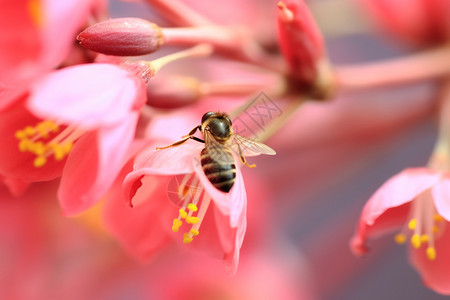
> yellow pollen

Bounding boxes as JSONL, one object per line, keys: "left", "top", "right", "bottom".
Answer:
{"left": 18, "top": 139, "right": 30, "bottom": 152}
{"left": 190, "top": 229, "right": 199, "bottom": 236}
{"left": 433, "top": 226, "right": 439, "bottom": 234}
{"left": 394, "top": 233, "right": 406, "bottom": 244}
{"left": 179, "top": 208, "right": 188, "bottom": 219}
{"left": 408, "top": 219, "right": 417, "bottom": 230}
{"left": 426, "top": 247, "right": 436, "bottom": 260}
{"left": 15, "top": 121, "right": 80, "bottom": 168}
{"left": 183, "top": 233, "right": 193, "bottom": 244}
{"left": 434, "top": 214, "right": 444, "bottom": 222}
{"left": 421, "top": 234, "right": 429, "bottom": 243}
{"left": 28, "top": 0, "right": 44, "bottom": 27}
{"left": 411, "top": 234, "right": 421, "bottom": 249}
{"left": 185, "top": 216, "right": 200, "bottom": 224}
{"left": 33, "top": 156, "right": 47, "bottom": 168}
{"left": 172, "top": 218, "right": 182, "bottom": 232}
{"left": 187, "top": 203, "right": 198, "bottom": 212}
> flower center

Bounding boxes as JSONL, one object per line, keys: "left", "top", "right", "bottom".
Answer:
{"left": 169, "top": 173, "right": 211, "bottom": 244}
{"left": 394, "top": 189, "right": 445, "bottom": 260}
{"left": 15, "top": 120, "right": 84, "bottom": 167}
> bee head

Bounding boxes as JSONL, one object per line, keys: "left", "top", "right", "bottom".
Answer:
{"left": 201, "top": 111, "right": 232, "bottom": 140}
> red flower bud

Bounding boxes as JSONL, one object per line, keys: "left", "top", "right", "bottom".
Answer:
{"left": 77, "top": 18, "right": 163, "bottom": 56}
{"left": 277, "top": 0, "right": 334, "bottom": 99}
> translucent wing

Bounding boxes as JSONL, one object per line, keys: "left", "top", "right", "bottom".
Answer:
{"left": 230, "top": 134, "right": 276, "bottom": 157}
{"left": 203, "top": 130, "right": 235, "bottom": 164}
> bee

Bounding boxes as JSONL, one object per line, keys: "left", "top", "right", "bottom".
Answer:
{"left": 157, "top": 111, "right": 276, "bottom": 193}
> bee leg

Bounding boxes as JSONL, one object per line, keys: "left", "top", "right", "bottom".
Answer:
{"left": 156, "top": 126, "right": 204, "bottom": 150}
{"left": 237, "top": 144, "right": 256, "bottom": 168}
{"left": 182, "top": 125, "right": 201, "bottom": 138}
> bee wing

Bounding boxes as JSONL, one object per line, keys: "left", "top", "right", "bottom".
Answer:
{"left": 204, "top": 130, "right": 235, "bottom": 164}
{"left": 230, "top": 134, "right": 276, "bottom": 157}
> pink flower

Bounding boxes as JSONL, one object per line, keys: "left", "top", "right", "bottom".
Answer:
{"left": 0, "top": 63, "right": 145, "bottom": 215}
{"left": 0, "top": 0, "right": 99, "bottom": 86}
{"left": 143, "top": 249, "right": 316, "bottom": 300}
{"left": 360, "top": 0, "right": 450, "bottom": 46}
{"left": 108, "top": 140, "right": 248, "bottom": 274}
{"left": 351, "top": 167, "right": 450, "bottom": 294}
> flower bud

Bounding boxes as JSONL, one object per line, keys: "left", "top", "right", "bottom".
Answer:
{"left": 77, "top": 18, "right": 163, "bottom": 56}
{"left": 277, "top": 0, "right": 334, "bottom": 99}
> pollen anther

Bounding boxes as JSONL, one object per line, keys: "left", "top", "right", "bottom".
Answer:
{"left": 172, "top": 218, "right": 182, "bottom": 232}
{"left": 185, "top": 216, "right": 200, "bottom": 224}
{"left": 408, "top": 219, "right": 417, "bottom": 230}
{"left": 15, "top": 120, "right": 81, "bottom": 167}
{"left": 426, "top": 246, "right": 437, "bottom": 260}
{"left": 411, "top": 234, "right": 421, "bottom": 249}
{"left": 394, "top": 233, "right": 406, "bottom": 244}
{"left": 187, "top": 203, "right": 198, "bottom": 212}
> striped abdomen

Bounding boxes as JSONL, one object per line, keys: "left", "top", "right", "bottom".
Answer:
{"left": 200, "top": 148, "right": 236, "bottom": 193}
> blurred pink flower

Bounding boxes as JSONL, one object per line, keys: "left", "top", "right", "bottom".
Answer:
{"left": 360, "top": 0, "right": 450, "bottom": 46}
{"left": 0, "top": 0, "right": 100, "bottom": 87}
{"left": 144, "top": 249, "right": 315, "bottom": 300}
{"left": 0, "top": 63, "right": 145, "bottom": 215}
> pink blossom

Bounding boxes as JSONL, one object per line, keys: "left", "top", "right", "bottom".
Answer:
{"left": 0, "top": 0, "right": 98, "bottom": 87}
{"left": 143, "top": 250, "right": 316, "bottom": 300}
{"left": 360, "top": 0, "right": 450, "bottom": 46}
{"left": 351, "top": 167, "right": 450, "bottom": 293}
{"left": 0, "top": 63, "right": 145, "bottom": 215}
{"left": 108, "top": 140, "right": 247, "bottom": 274}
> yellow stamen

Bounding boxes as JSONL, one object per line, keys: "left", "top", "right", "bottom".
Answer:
{"left": 185, "top": 216, "right": 200, "bottom": 224}
{"left": 432, "top": 226, "right": 439, "bottom": 233}
{"left": 190, "top": 229, "right": 199, "bottom": 236}
{"left": 18, "top": 139, "right": 30, "bottom": 152}
{"left": 426, "top": 247, "right": 436, "bottom": 260}
{"left": 434, "top": 214, "right": 444, "bottom": 222}
{"left": 179, "top": 208, "right": 188, "bottom": 219}
{"left": 15, "top": 120, "right": 83, "bottom": 167}
{"left": 33, "top": 156, "right": 46, "bottom": 168}
{"left": 421, "top": 235, "right": 429, "bottom": 243}
{"left": 411, "top": 234, "right": 421, "bottom": 249}
{"left": 408, "top": 219, "right": 417, "bottom": 230}
{"left": 183, "top": 233, "right": 193, "bottom": 244}
{"left": 394, "top": 233, "right": 406, "bottom": 244}
{"left": 187, "top": 203, "right": 198, "bottom": 212}
{"left": 28, "top": 0, "right": 44, "bottom": 27}
{"left": 172, "top": 219, "right": 182, "bottom": 232}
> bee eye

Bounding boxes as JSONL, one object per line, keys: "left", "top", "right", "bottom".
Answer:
{"left": 201, "top": 111, "right": 215, "bottom": 124}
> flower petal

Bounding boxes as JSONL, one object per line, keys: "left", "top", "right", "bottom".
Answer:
{"left": 28, "top": 64, "right": 142, "bottom": 129}
{"left": 134, "top": 143, "right": 203, "bottom": 176}
{"left": 360, "top": 168, "right": 440, "bottom": 226}
{"left": 351, "top": 168, "right": 439, "bottom": 256}
{"left": 104, "top": 170, "right": 172, "bottom": 260}
{"left": 410, "top": 224, "right": 450, "bottom": 294}
{"left": 223, "top": 204, "right": 247, "bottom": 275}
{"left": 431, "top": 177, "right": 450, "bottom": 221}
{"left": 58, "top": 113, "right": 138, "bottom": 215}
